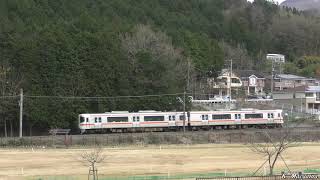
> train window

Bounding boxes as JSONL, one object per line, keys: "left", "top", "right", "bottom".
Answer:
{"left": 137, "top": 116, "right": 140, "bottom": 122}
{"left": 80, "top": 116, "right": 85, "bottom": 123}
{"left": 108, "top": 117, "right": 128, "bottom": 122}
{"left": 268, "top": 113, "right": 270, "bottom": 118}
{"left": 201, "top": 115, "right": 208, "bottom": 120}
{"left": 144, "top": 116, "right": 164, "bottom": 121}
{"left": 169, "top": 116, "right": 172, "bottom": 121}
{"left": 133, "top": 117, "right": 136, "bottom": 122}
{"left": 172, "top": 116, "right": 175, "bottom": 121}
{"left": 235, "top": 114, "right": 241, "bottom": 119}
{"left": 99, "top": 117, "right": 102, "bottom": 123}
{"left": 245, "top": 113, "right": 263, "bottom": 119}
{"left": 179, "top": 115, "right": 185, "bottom": 120}
{"left": 278, "top": 113, "right": 280, "bottom": 118}
{"left": 86, "top": 118, "right": 89, "bottom": 122}
{"left": 212, "top": 114, "right": 231, "bottom": 120}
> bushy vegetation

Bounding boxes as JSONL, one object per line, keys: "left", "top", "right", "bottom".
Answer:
{"left": 1, "top": 0, "right": 320, "bottom": 134}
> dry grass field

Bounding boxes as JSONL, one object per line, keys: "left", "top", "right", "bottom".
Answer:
{"left": 0, "top": 143, "right": 319, "bottom": 180}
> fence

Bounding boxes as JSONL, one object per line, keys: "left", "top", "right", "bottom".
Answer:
{"left": 196, "top": 176, "right": 284, "bottom": 180}
{"left": 196, "top": 174, "right": 319, "bottom": 180}
{"left": 1, "top": 128, "right": 320, "bottom": 147}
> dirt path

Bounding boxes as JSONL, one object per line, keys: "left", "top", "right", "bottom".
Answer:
{"left": 0, "top": 144, "right": 319, "bottom": 179}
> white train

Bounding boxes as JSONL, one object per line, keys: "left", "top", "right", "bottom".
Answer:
{"left": 79, "top": 109, "right": 283, "bottom": 133}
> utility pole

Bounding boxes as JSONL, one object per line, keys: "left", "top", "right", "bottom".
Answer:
{"left": 228, "top": 59, "right": 233, "bottom": 109}
{"left": 271, "top": 60, "right": 274, "bottom": 97}
{"left": 19, "top": 88, "right": 23, "bottom": 138}
{"left": 187, "top": 58, "right": 190, "bottom": 93}
{"left": 183, "top": 91, "right": 186, "bottom": 133}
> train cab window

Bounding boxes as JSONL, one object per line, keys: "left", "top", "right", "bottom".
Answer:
{"left": 98, "top": 117, "right": 102, "bottom": 123}
{"left": 80, "top": 116, "right": 85, "bottom": 123}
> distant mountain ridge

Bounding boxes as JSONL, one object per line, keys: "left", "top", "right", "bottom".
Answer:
{"left": 281, "top": 0, "right": 320, "bottom": 10}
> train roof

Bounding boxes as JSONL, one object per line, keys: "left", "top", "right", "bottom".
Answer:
{"left": 79, "top": 109, "right": 282, "bottom": 115}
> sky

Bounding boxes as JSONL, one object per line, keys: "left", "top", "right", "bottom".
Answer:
{"left": 247, "top": 0, "right": 286, "bottom": 4}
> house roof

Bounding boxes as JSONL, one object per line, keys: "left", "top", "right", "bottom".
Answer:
{"left": 274, "top": 74, "right": 315, "bottom": 80}
{"left": 235, "top": 70, "right": 266, "bottom": 79}
{"left": 306, "top": 86, "right": 320, "bottom": 92}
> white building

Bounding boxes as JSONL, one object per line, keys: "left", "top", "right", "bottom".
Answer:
{"left": 266, "top": 54, "right": 285, "bottom": 63}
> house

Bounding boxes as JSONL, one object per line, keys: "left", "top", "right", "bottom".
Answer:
{"left": 266, "top": 74, "right": 318, "bottom": 91}
{"left": 209, "top": 69, "right": 242, "bottom": 98}
{"left": 272, "top": 85, "right": 320, "bottom": 114}
{"left": 266, "top": 54, "right": 285, "bottom": 63}
{"left": 236, "top": 70, "right": 266, "bottom": 95}
{"left": 305, "top": 86, "right": 320, "bottom": 113}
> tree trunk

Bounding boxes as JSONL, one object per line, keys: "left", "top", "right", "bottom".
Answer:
{"left": 4, "top": 119, "right": 7, "bottom": 138}
{"left": 269, "top": 156, "right": 273, "bottom": 175}
{"left": 269, "top": 166, "right": 273, "bottom": 176}
{"left": 29, "top": 124, "right": 32, "bottom": 136}
{"left": 10, "top": 120, "right": 13, "bottom": 137}
{"left": 92, "top": 164, "right": 96, "bottom": 180}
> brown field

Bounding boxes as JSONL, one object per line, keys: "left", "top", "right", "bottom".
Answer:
{"left": 0, "top": 143, "right": 319, "bottom": 180}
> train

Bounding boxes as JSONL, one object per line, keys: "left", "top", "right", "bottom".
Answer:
{"left": 79, "top": 109, "right": 284, "bottom": 133}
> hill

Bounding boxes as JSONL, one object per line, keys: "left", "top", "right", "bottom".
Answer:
{"left": 1, "top": 0, "right": 320, "bottom": 133}
{"left": 281, "top": 0, "right": 320, "bottom": 10}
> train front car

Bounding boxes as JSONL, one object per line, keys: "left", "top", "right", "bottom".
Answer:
{"left": 79, "top": 114, "right": 92, "bottom": 134}
{"left": 272, "top": 109, "right": 284, "bottom": 127}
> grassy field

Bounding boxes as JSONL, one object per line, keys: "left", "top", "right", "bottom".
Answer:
{"left": 0, "top": 143, "right": 319, "bottom": 180}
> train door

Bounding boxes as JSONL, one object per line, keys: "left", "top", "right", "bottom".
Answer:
{"left": 94, "top": 117, "right": 102, "bottom": 129}
{"left": 133, "top": 116, "right": 140, "bottom": 128}
{"left": 267, "top": 113, "right": 274, "bottom": 123}
{"left": 234, "top": 113, "right": 241, "bottom": 124}
{"left": 201, "top": 114, "right": 209, "bottom": 126}
{"left": 168, "top": 115, "right": 176, "bottom": 127}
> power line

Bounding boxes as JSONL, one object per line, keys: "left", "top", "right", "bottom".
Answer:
{"left": 24, "top": 93, "right": 185, "bottom": 100}
{"left": 0, "top": 95, "right": 19, "bottom": 99}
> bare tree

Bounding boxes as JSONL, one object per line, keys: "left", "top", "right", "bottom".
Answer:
{"left": 219, "top": 41, "right": 253, "bottom": 71}
{"left": 80, "top": 147, "right": 105, "bottom": 180}
{"left": 247, "top": 125, "right": 299, "bottom": 176}
{"left": 120, "top": 24, "right": 192, "bottom": 89}
{"left": 0, "top": 62, "right": 23, "bottom": 137}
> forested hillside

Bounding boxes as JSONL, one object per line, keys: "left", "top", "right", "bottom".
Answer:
{"left": 1, "top": 0, "right": 320, "bottom": 135}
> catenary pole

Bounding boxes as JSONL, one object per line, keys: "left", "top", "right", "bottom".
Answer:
{"left": 19, "top": 88, "right": 23, "bottom": 138}
{"left": 183, "top": 91, "right": 186, "bottom": 133}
